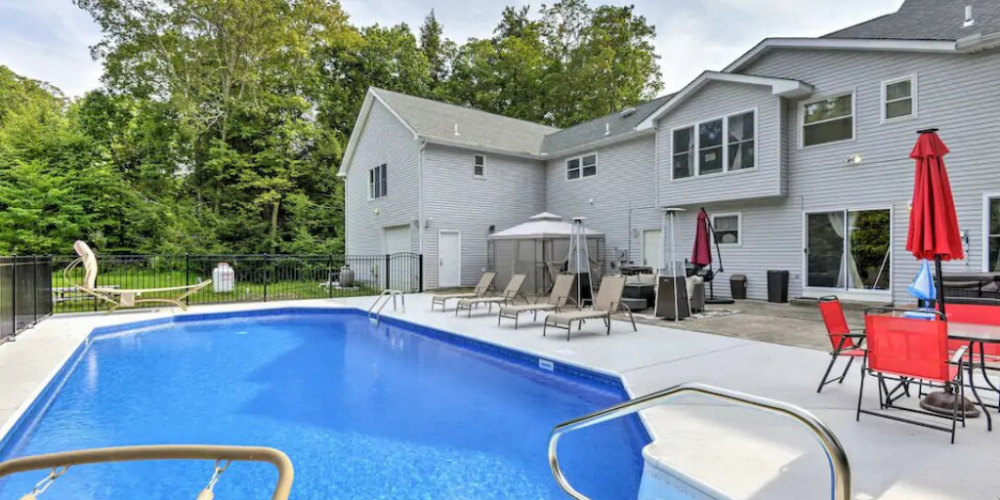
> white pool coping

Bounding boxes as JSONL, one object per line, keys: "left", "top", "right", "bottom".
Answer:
{"left": 2, "top": 295, "right": 998, "bottom": 500}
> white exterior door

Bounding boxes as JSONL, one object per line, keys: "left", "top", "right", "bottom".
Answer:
{"left": 438, "top": 231, "right": 461, "bottom": 287}
{"left": 383, "top": 225, "right": 411, "bottom": 255}
{"left": 642, "top": 229, "right": 662, "bottom": 271}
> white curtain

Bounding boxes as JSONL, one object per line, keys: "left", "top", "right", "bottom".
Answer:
{"left": 828, "top": 211, "right": 864, "bottom": 289}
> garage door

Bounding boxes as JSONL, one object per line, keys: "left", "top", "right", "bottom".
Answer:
{"left": 383, "top": 225, "right": 411, "bottom": 254}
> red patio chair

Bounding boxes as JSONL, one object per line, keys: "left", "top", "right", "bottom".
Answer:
{"left": 857, "top": 308, "right": 967, "bottom": 444}
{"left": 817, "top": 296, "right": 866, "bottom": 393}
{"left": 945, "top": 300, "right": 1000, "bottom": 360}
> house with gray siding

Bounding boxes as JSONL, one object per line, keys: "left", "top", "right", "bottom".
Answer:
{"left": 340, "top": 0, "right": 1000, "bottom": 303}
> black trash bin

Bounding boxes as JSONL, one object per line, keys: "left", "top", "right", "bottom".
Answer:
{"left": 767, "top": 270, "right": 790, "bottom": 303}
{"left": 730, "top": 274, "right": 747, "bottom": 300}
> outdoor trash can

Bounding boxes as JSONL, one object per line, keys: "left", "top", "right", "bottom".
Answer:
{"left": 730, "top": 274, "right": 747, "bottom": 300}
{"left": 767, "top": 270, "right": 789, "bottom": 303}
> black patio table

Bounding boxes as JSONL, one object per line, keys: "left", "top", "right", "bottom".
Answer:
{"left": 943, "top": 322, "right": 1000, "bottom": 431}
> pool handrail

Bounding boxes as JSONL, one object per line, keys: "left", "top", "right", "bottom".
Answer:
{"left": 369, "top": 289, "right": 405, "bottom": 324}
{"left": 0, "top": 445, "right": 294, "bottom": 500}
{"left": 548, "top": 382, "right": 851, "bottom": 500}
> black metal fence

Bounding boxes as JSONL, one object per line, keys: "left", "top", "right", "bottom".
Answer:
{"left": 50, "top": 253, "right": 423, "bottom": 314}
{"left": 0, "top": 256, "right": 54, "bottom": 342}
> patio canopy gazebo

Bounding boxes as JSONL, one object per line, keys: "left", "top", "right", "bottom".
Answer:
{"left": 487, "top": 213, "right": 605, "bottom": 295}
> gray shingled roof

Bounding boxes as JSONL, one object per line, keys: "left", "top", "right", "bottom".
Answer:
{"left": 372, "top": 88, "right": 559, "bottom": 156}
{"left": 825, "top": 0, "right": 1000, "bottom": 41}
{"left": 539, "top": 94, "right": 673, "bottom": 155}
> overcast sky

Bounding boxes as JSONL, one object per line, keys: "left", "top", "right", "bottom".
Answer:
{"left": 0, "top": 0, "right": 903, "bottom": 98}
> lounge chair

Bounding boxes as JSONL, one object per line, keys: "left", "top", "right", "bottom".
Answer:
{"left": 430, "top": 272, "right": 496, "bottom": 311}
{"left": 65, "top": 241, "right": 211, "bottom": 311}
{"left": 543, "top": 275, "right": 636, "bottom": 341}
{"left": 456, "top": 274, "right": 528, "bottom": 317}
{"left": 498, "top": 274, "right": 574, "bottom": 328}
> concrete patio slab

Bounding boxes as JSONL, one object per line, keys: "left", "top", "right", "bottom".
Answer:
{"left": 1, "top": 294, "right": 997, "bottom": 500}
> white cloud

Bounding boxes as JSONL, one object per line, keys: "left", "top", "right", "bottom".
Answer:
{"left": 0, "top": 0, "right": 904, "bottom": 98}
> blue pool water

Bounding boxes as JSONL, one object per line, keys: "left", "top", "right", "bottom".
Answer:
{"left": 0, "top": 309, "right": 648, "bottom": 499}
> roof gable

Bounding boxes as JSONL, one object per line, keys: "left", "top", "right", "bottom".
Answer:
{"left": 637, "top": 72, "right": 813, "bottom": 129}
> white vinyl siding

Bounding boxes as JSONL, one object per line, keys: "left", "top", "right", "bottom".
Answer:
{"left": 742, "top": 48, "right": 1000, "bottom": 303}
{"left": 881, "top": 75, "right": 916, "bottom": 122}
{"left": 566, "top": 153, "right": 598, "bottom": 180}
{"left": 800, "top": 92, "right": 855, "bottom": 147}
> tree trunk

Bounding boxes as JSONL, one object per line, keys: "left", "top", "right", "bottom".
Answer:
{"left": 270, "top": 199, "right": 280, "bottom": 252}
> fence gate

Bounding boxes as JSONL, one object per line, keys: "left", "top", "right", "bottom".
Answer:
{"left": 386, "top": 253, "right": 421, "bottom": 293}
{"left": 0, "top": 256, "right": 53, "bottom": 342}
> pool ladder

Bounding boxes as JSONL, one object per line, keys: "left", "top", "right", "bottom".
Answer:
{"left": 369, "top": 290, "right": 405, "bottom": 324}
{"left": 548, "top": 382, "right": 851, "bottom": 500}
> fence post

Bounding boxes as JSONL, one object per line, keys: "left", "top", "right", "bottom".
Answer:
{"left": 384, "top": 254, "right": 391, "bottom": 292}
{"left": 185, "top": 254, "right": 191, "bottom": 306}
{"left": 418, "top": 254, "right": 424, "bottom": 293}
{"left": 328, "top": 255, "right": 334, "bottom": 299}
{"left": 263, "top": 254, "right": 269, "bottom": 302}
{"left": 32, "top": 255, "right": 38, "bottom": 325}
{"left": 10, "top": 255, "right": 16, "bottom": 335}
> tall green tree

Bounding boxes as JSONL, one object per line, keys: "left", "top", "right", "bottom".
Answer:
{"left": 75, "top": 0, "right": 360, "bottom": 253}
{"left": 419, "top": 10, "right": 452, "bottom": 87}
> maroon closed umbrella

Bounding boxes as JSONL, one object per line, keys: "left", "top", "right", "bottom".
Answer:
{"left": 691, "top": 210, "right": 712, "bottom": 267}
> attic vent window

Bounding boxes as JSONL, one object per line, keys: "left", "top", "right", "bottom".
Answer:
{"left": 620, "top": 107, "right": 637, "bottom": 118}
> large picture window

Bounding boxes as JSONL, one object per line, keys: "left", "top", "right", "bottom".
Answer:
{"left": 801, "top": 93, "right": 854, "bottom": 147}
{"left": 671, "top": 109, "right": 756, "bottom": 179}
{"left": 369, "top": 163, "right": 387, "bottom": 199}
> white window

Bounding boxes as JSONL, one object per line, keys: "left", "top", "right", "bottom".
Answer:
{"left": 986, "top": 196, "right": 1000, "bottom": 272}
{"left": 698, "top": 119, "right": 724, "bottom": 175}
{"left": 801, "top": 93, "right": 854, "bottom": 147}
{"left": 671, "top": 109, "right": 756, "bottom": 179}
{"left": 473, "top": 154, "right": 486, "bottom": 178}
{"left": 882, "top": 75, "right": 916, "bottom": 122}
{"left": 728, "top": 111, "right": 755, "bottom": 170}
{"left": 712, "top": 213, "right": 741, "bottom": 246}
{"left": 368, "top": 163, "right": 387, "bottom": 199}
{"left": 566, "top": 153, "right": 597, "bottom": 180}
{"left": 672, "top": 127, "right": 694, "bottom": 179}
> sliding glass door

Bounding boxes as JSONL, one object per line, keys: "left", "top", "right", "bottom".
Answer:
{"left": 806, "top": 209, "right": 891, "bottom": 295}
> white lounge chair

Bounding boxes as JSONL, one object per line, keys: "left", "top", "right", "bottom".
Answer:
{"left": 456, "top": 274, "right": 527, "bottom": 317}
{"left": 430, "top": 272, "right": 496, "bottom": 311}
{"left": 543, "top": 275, "right": 636, "bottom": 341}
{"left": 65, "top": 241, "right": 211, "bottom": 312}
{"left": 498, "top": 273, "right": 574, "bottom": 328}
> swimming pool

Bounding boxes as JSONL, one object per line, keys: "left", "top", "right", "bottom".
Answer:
{"left": 0, "top": 308, "right": 652, "bottom": 499}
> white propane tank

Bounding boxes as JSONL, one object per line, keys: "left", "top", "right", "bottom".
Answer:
{"left": 212, "top": 262, "right": 235, "bottom": 292}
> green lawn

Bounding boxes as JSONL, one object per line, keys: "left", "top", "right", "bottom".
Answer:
{"left": 52, "top": 268, "right": 382, "bottom": 314}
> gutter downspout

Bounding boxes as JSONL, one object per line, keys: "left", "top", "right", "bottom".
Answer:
{"left": 653, "top": 124, "right": 659, "bottom": 208}
{"left": 418, "top": 142, "right": 426, "bottom": 290}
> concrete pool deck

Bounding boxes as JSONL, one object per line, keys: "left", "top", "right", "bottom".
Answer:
{"left": 1, "top": 295, "right": 998, "bottom": 500}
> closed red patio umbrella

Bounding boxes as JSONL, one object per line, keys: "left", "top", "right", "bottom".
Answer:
{"left": 908, "top": 129, "right": 975, "bottom": 418}
{"left": 691, "top": 209, "right": 712, "bottom": 268}
{"left": 906, "top": 129, "right": 964, "bottom": 314}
